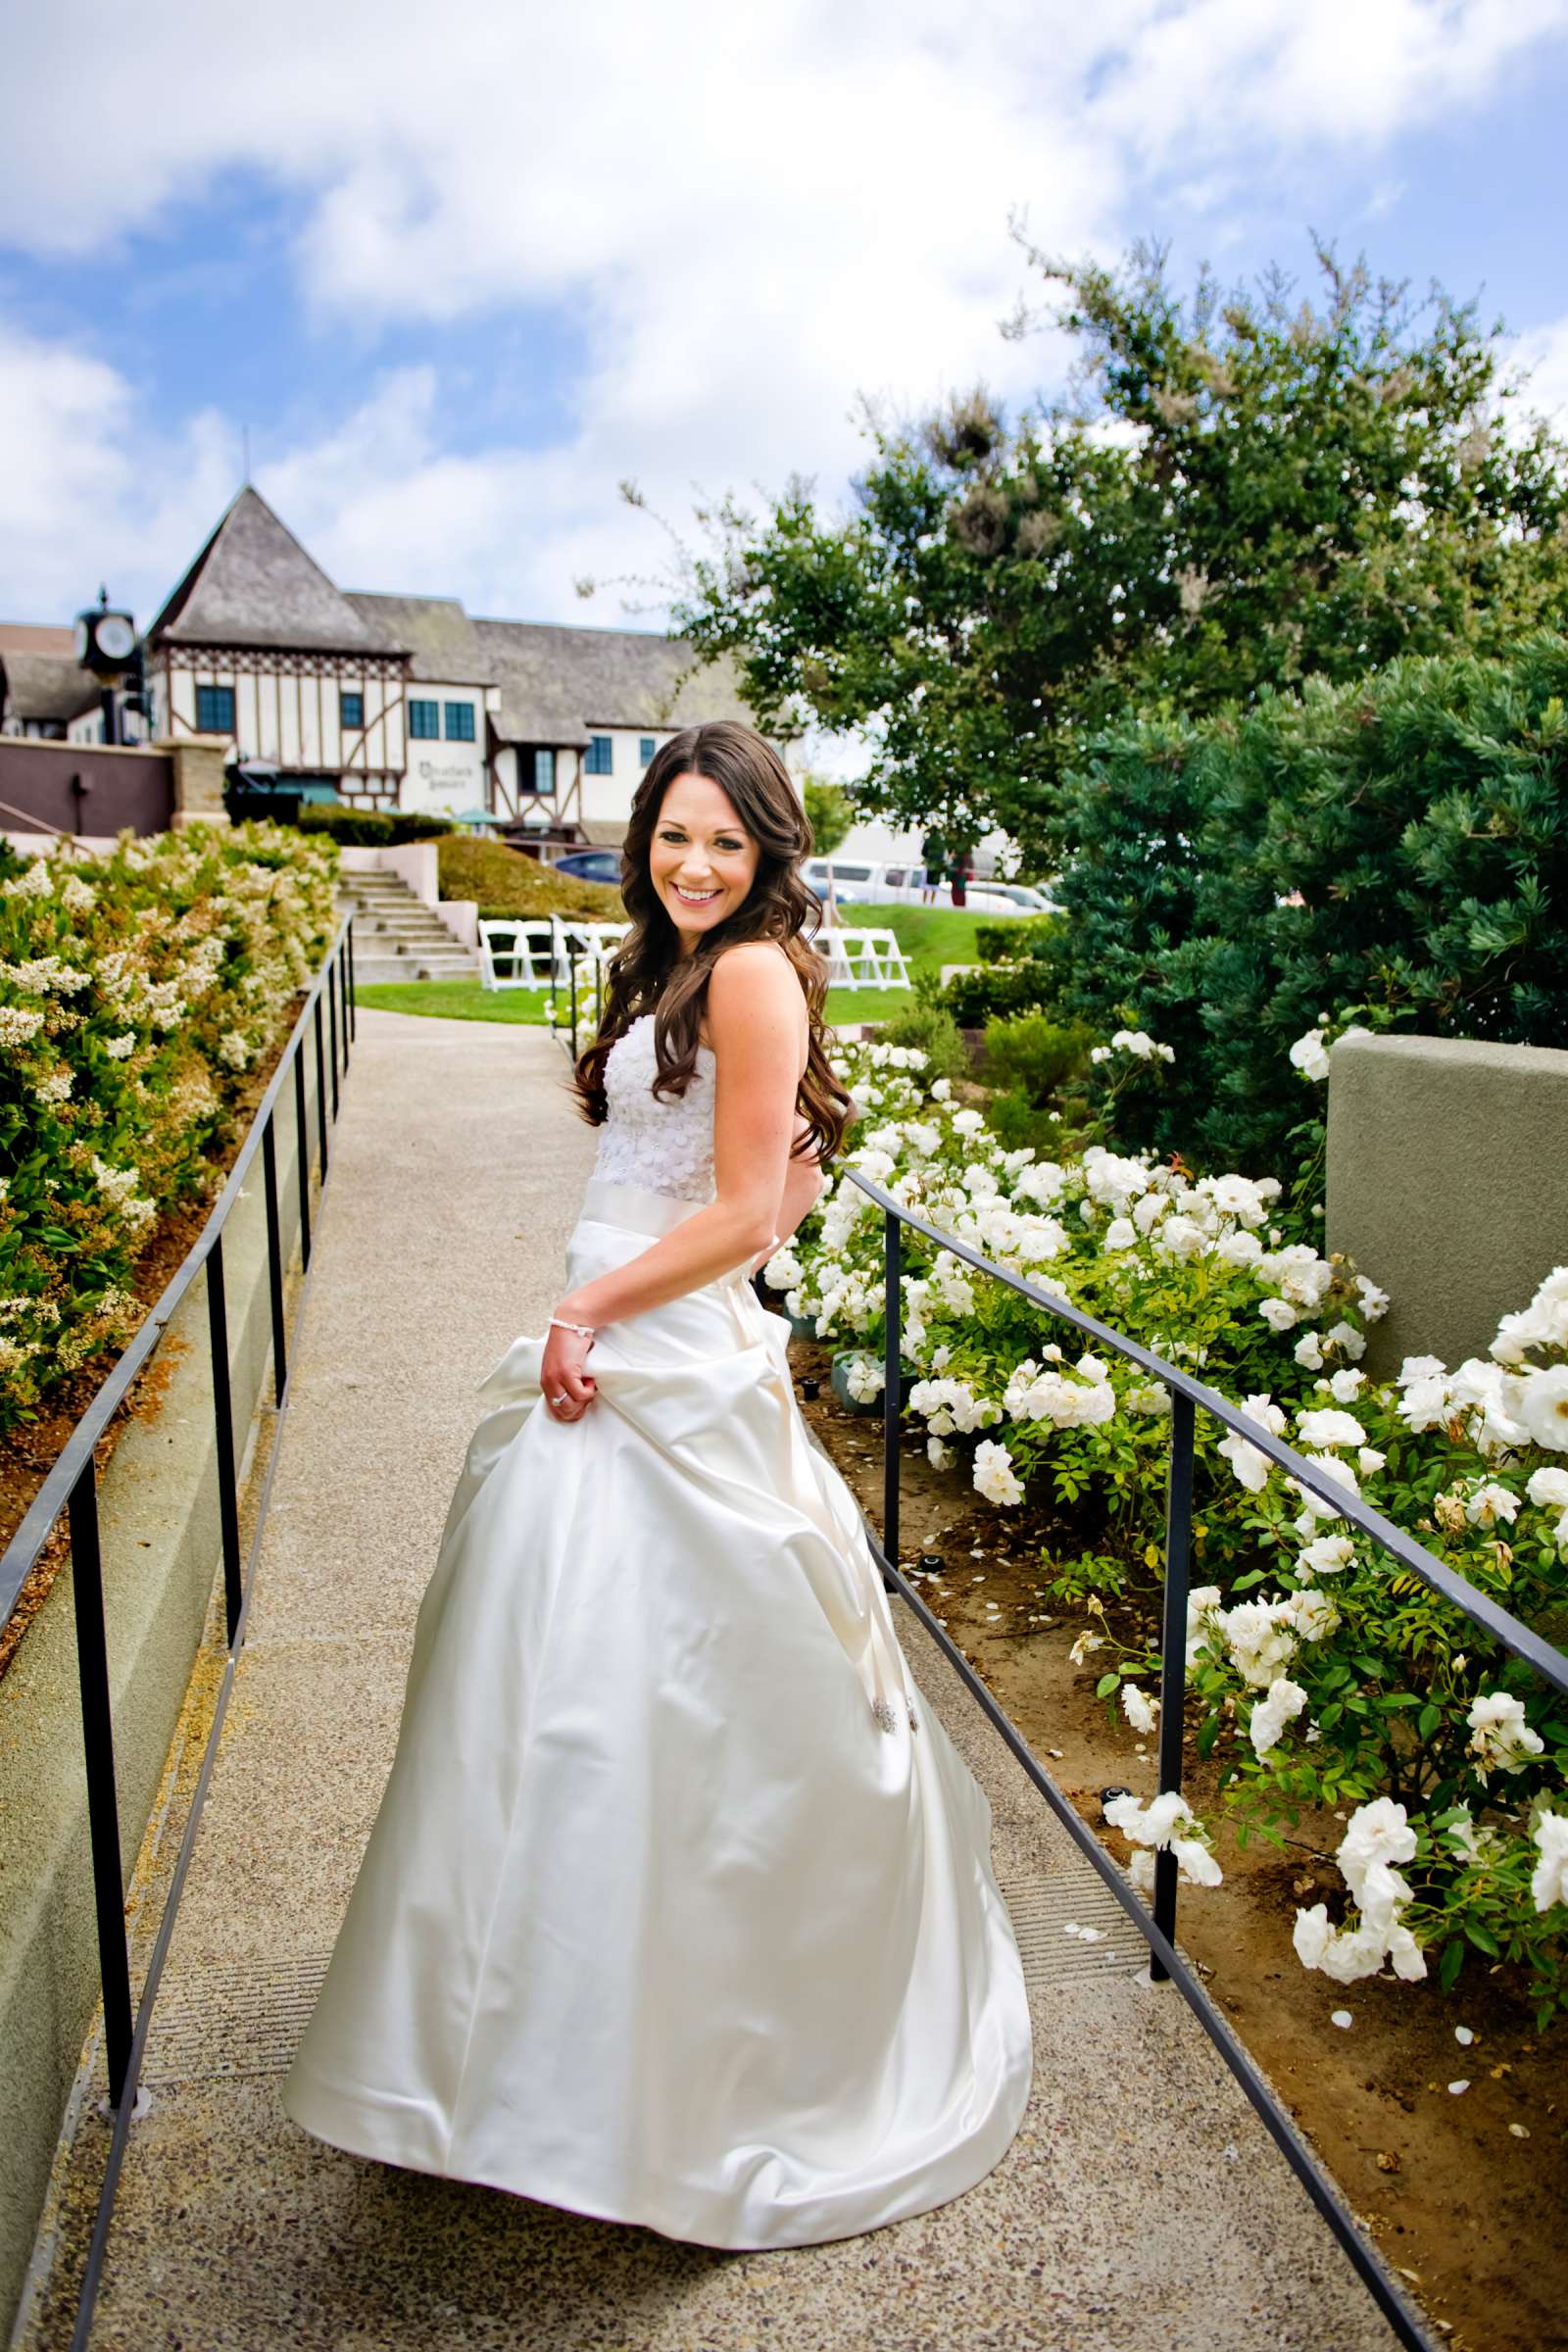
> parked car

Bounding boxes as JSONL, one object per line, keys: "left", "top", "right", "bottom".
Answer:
{"left": 550, "top": 849, "right": 623, "bottom": 885}
{"left": 974, "top": 881, "right": 1059, "bottom": 915}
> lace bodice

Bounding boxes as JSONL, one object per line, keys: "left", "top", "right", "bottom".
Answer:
{"left": 591, "top": 1014, "right": 716, "bottom": 1202}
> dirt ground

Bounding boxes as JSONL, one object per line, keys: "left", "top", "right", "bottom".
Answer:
{"left": 789, "top": 1323, "right": 1567, "bottom": 2352}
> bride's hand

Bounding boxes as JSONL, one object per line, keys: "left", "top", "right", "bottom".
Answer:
{"left": 542, "top": 1319, "right": 597, "bottom": 1421}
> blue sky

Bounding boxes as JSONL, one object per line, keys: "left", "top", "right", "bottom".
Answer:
{"left": 3, "top": 0, "right": 1566, "bottom": 682}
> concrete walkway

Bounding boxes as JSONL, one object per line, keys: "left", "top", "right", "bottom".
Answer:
{"left": 16, "top": 1009, "right": 1400, "bottom": 2351}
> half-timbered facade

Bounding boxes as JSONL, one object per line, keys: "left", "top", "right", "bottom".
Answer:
{"left": 135, "top": 487, "right": 776, "bottom": 839}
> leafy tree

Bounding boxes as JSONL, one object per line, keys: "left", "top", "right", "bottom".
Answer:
{"left": 801, "top": 773, "right": 855, "bottom": 855}
{"left": 667, "top": 236, "right": 1568, "bottom": 871}
{"left": 1033, "top": 630, "right": 1568, "bottom": 1178}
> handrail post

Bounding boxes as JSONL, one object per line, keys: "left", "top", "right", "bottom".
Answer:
{"left": 293, "top": 1041, "right": 313, "bottom": 1270}
{"left": 261, "top": 1111, "right": 287, "bottom": 1409}
{"left": 882, "top": 1208, "right": 902, "bottom": 1575}
{"left": 345, "top": 918, "right": 358, "bottom": 1044}
{"left": 206, "top": 1233, "right": 244, "bottom": 1642}
{"left": 313, "top": 995, "right": 329, "bottom": 1175}
{"left": 326, "top": 959, "right": 341, "bottom": 1120}
{"left": 67, "top": 1462, "right": 135, "bottom": 2107}
{"left": 1152, "top": 1386, "right": 1196, "bottom": 1983}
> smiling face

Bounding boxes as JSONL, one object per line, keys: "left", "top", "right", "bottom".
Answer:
{"left": 648, "top": 769, "right": 760, "bottom": 956}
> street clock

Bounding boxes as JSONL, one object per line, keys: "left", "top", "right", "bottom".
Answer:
{"left": 74, "top": 593, "right": 137, "bottom": 672}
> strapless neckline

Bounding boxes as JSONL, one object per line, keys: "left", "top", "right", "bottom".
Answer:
{"left": 628, "top": 1011, "right": 715, "bottom": 1060}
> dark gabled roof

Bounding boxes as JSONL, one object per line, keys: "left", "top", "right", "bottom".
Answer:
{"left": 342, "top": 592, "right": 490, "bottom": 683}
{"left": 473, "top": 616, "right": 753, "bottom": 746}
{"left": 0, "top": 650, "right": 101, "bottom": 724}
{"left": 0, "top": 622, "right": 76, "bottom": 657}
{"left": 144, "top": 486, "right": 403, "bottom": 656}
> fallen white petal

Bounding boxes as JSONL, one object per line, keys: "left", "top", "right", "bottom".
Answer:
{"left": 1331, "top": 2010, "right": 1353, "bottom": 2030}
{"left": 1447, "top": 2081, "right": 1470, "bottom": 2095}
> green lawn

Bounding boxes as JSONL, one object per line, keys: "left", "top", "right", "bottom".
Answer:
{"left": 353, "top": 903, "right": 998, "bottom": 1029}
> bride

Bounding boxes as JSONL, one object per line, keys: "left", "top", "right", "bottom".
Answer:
{"left": 280, "top": 719, "right": 1034, "bottom": 2248}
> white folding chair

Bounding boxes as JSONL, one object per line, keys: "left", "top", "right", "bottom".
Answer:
{"left": 862, "top": 927, "right": 911, "bottom": 988}
{"left": 478, "top": 918, "right": 558, "bottom": 990}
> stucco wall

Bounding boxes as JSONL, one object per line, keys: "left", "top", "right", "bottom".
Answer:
{"left": 1325, "top": 1031, "right": 1568, "bottom": 1380}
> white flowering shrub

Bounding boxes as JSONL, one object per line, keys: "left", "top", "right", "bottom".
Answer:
{"left": 778, "top": 1037, "right": 1381, "bottom": 1605}
{"left": 544, "top": 959, "right": 607, "bottom": 1048}
{"left": 0, "top": 821, "right": 338, "bottom": 1433}
{"left": 1174, "top": 1271, "right": 1568, "bottom": 2024}
{"left": 773, "top": 1034, "right": 1568, "bottom": 2019}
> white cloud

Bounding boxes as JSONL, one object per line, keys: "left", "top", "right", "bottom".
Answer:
{"left": 1506, "top": 317, "right": 1568, "bottom": 428}
{"left": 0, "top": 324, "right": 237, "bottom": 619}
{"left": 1, "top": 0, "right": 1565, "bottom": 630}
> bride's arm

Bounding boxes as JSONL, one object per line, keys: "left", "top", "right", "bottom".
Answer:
{"left": 745, "top": 1116, "right": 827, "bottom": 1273}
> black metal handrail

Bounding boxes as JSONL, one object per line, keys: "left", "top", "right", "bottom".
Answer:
{"left": 1, "top": 913, "right": 356, "bottom": 2352}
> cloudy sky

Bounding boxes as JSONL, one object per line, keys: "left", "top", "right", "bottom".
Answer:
{"left": 4, "top": 0, "right": 1567, "bottom": 670}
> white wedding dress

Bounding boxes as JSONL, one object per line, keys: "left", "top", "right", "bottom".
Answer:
{"left": 280, "top": 1011, "right": 1034, "bottom": 2247}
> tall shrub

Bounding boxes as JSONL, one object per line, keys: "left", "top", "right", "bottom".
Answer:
{"left": 0, "top": 822, "right": 338, "bottom": 1432}
{"left": 1029, "top": 631, "right": 1568, "bottom": 1174}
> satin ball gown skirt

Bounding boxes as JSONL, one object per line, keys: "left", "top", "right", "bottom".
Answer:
{"left": 280, "top": 1173, "right": 1035, "bottom": 2248}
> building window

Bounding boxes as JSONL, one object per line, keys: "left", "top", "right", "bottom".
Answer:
{"left": 585, "top": 734, "right": 612, "bottom": 774}
{"left": 409, "top": 699, "right": 440, "bottom": 739}
{"left": 340, "top": 690, "right": 365, "bottom": 730}
{"left": 195, "top": 684, "right": 235, "bottom": 734}
{"left": 532, "top": 748, "right": 554, "bottom": 796}
{"left": 639, "top": 736, "right": 656, "bottom": 765}
{"left": 445, "top": 701, "right": 475, "bottom": 742}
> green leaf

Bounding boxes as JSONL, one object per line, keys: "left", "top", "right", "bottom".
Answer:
{"left": 1439, "top": 1938, "right": 1465, "bottom": 1991}
{"left": 1464, "top": 1921, "right": 1500, "bottom": 1957}
{"left": 1095, "top": 1671, "right": 1122, "bottom": 1699}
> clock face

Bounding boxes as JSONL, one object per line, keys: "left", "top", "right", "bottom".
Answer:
{"left": 74, "top": 616, "right": 91, "bottom": 662}
{"left": 97, "top": 615, "right": 136, "bottom": 662}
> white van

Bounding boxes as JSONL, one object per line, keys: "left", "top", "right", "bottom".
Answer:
{"left": 802, "top": 857, "right": 1047, "bottom": 915}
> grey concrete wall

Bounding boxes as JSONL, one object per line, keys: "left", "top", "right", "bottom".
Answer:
{"left": 1325, "top": 1030, "right": 1568, "bottom": 1381}
{"left": 0, "top": 1035, "right": 325, "bottom": 2340}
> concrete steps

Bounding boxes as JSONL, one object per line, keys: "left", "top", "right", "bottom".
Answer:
{"left": 337, "top": 870, "right": 481, "bottom": 986}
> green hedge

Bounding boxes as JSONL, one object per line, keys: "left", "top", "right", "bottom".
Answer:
{"left": 1010, "top": 630, "right": 1568, "bottom": 1174}
{"left": 294, "top": 808, "right": 455, "bottom": 846}
{"left": 0, "top": 821, "right": 339, "bottom": 1434}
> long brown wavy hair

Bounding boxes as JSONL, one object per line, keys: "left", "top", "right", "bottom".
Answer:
{"left": 567, "top": 720, "right": 855, "bottom": 1165}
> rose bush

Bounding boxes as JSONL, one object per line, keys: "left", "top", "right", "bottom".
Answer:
{"left": 771, "top": 1033, "right": 1568, "bottom": 2021}
{"left": 0, "top": 821, "right": 339, "bottom": 1435}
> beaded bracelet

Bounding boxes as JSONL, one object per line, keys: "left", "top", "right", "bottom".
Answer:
{"left": 549, "top": 1315, "right": 596, "bottom": 1338}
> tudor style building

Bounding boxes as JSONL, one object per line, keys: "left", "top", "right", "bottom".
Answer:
{"left": 134, "top": 486, "right": 781, "bottom": 844}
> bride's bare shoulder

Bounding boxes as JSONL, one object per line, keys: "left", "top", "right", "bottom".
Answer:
{"left": 702, "top": 942, "right": 808, "bottom": 1059}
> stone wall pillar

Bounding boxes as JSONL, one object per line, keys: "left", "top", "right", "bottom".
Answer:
{"left": 156, "top": 732, "right": 230, "bottom": 827}
{"left": 1326, "top": 1031, "right": 1568, "bottom": 1378}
